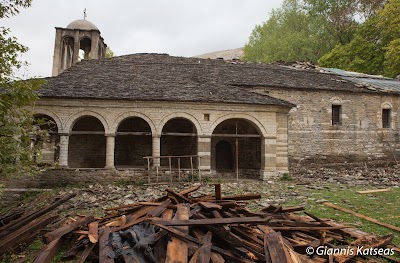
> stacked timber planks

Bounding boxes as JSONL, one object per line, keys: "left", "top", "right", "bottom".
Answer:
{"left": 0, "top": 185, "right": 398, "bottom": 263}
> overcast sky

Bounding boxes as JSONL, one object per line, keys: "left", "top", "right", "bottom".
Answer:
{"left": 3, "top": 0, "right": 283, "bottom": 78}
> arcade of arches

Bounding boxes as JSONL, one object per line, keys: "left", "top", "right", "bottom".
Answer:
{"left": 32, "top": 113, "right": 282, "bottom": 179}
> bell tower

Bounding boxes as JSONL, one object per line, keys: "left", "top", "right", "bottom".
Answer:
{"left": 52, "top": 18, "right": 107, "bottom": 76}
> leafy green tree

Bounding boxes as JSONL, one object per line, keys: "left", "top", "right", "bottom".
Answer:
{"left": 105, "top": 47, "right": 115, "bottom": 58}
{"left": 243, "top": 0, "right": 334, "bottom": 63}
{"left": 0, "top": 0, "right": 45, "bottom": 178}
{"left": 319, "top": 0, "right": 399, "bottom": 77}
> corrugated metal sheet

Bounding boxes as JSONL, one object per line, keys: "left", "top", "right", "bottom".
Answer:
{"left": 324, "top": 68, "right": 400, "bottom": 92}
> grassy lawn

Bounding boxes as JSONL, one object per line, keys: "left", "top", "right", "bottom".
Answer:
{"left": 280, "top": 183, "right": 400, "bottom": 246}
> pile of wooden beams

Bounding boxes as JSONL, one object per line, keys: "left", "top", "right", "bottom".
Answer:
{"left": 0, "top": 185, "right": 399, "bottom": 263}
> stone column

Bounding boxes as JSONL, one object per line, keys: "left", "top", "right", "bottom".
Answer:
{"left": 198, "top": 136, "right": 211, "bottom": 174}
{"left": 260, "top": 136, "right": 278, "bottom": 180}
{"left": 105, "top": 134, "right": 115, "bottom": 169}
{"left": 59, "top": 134, "right": 69, "bottom": 168}
{"left": 152, "top": 135, "right": 161, "bottom": 167}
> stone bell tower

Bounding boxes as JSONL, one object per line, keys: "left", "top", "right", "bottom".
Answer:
{"left": 52, "top": 17, "right": 107, "bottom": 76}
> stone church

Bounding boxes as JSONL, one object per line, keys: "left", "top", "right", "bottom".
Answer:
{"left": 33, "top": 19, "right": 400, "bottom": 183}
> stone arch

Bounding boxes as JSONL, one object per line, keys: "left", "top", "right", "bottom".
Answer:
{"left": 381, "top": 102, "right": 393, "bottom": 109}
{"left": 157, "top": 112, "right": 203, "bottom": 136}
{"left": 68, "top": 115, "right": 106, "bottom": 168}
{"left": 33, "top": 108, "right": 63, "bottom": 131}
{"left": 330, "top": 96, "right": 343, "bottom": 105}
{"left": 211, "top": 118, "right": 262, "bottom": 175}
{"left": 113, "top": 112, "right": 156, "bottom": 135}
{"left": 64, "top": 110, "right": 110, "bottom": 134}
{"left": 160, "top": 117, "right": 198, "bottom": 168}
{"left": 114, "top": 115, "right": 153, "bottom": 168}
{"left": 209, "top": 113, "right": 268, "bottom": 137}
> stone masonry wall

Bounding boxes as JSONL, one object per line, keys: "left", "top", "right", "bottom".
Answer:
{"left": 253, "top": 87, "right": 400, "bottom": 166}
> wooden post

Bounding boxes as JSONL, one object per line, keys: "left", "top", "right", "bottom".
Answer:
{"left": 169, "top": 157, "right": 172, "bottom": 183}
{"left": 190, "top": 156, "right": 194, "bottom": 182}
{"left": 236, "top": 122, "right": 239, "bottom": 181}
{"left": 198, "top": 156, "right": 202, "bottom": 183}
{"left": 147, "top": 158, "right": 150, "bottom": 184}
{"left": 178, "top": 158, "right": 181, "bottom": 182}
{"left": 215, "top": 184, "right": 222, "bottom": 200}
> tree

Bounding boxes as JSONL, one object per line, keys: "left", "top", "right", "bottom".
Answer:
{"left": 0, "top": 0, "right": 45, "bottom": 178}
{"left": 242, "top": 0, "right": 387, "bottom": 64}
{"left": 105, "top": 47, "right": 115, "bottom": 58}
{"left": 243, "top": 0, "right": 335, "bottom": 63}
{"left": 319, "top": 0, "right": 400, "bottom": 77}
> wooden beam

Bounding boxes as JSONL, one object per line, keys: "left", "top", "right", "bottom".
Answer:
{"left": 70, "top": 131, "right": 105, "bottom": 135}
{"left": 211, "top": 134, "right": 261, "bottom": 138}
{"left": 88, "top": 221, "right": 99, "bottom": 243}
{"left": 356, "top": 188, "right": 391, "bottom": 194}
{"left": 162, "top": 132, "right": 197, "bottom": 137}
{"left": 166, "top": 203, "right": 190, "bottom": 263}
{"left": 152, "top": 216, "right": 272, "bottom": 226}
{"left": 116, "top": 132, "right": 151, "bottom": 136}
{"left": 214, "top": 184, "right": 222, "bottom": 201}
{"left": 156, "top": 224, "right": 254, "bottom": 263}
{"left": 32, "top": 238, "right": 63, "bottom": 263}
{"left": 189, "top": 231, "right": 213, "bottom": 263}
{"left": 45, "top": 216, "right": 94, "bottom": 243}
{"left": 99, "top": 227, "right": 114, "bottom": 263}
{"left": 323, "top": 202, "right": 400, "bottom": 232}
{"left": 264, "top": 232, "right": 289, "bottom": 263}
{"left": 76, "top": 243, "right": 96, "bottom": 263}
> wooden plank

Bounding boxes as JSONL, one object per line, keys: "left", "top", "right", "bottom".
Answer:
{"left": 122, "top": 254, "right": 140, "bottom": 263}
{"left": 88, "top": 221, "right": 99, "bottom": 243}
{"left": 152, "top": 216, "right": 271, "bottom": 226}
{"left": 166, "top": 203, "right": 190, "bottom": 263}
{"left": 147, "top": 199, "right": 171, "bottom": 217}
{"left": 193, "top": 194, "right": 261, "bottom": 202}
{"left": 0, "top": 193, "right": 76, "bottom": 239}
{"left": 189, "top": 231, "right": 213, "bottom": 263}
{"left": 179, "top": 185, "right": 201, "bottom": 197}
{"left": 76, "top": 242, "right": 96, "bottom": 263}
{"left": 356, "top": 188, "right": 391, "bottom": 194}
{"left": 265, "top": 232, "right": 290, "bottom": 263}
{"left": 214, "top": 184, "right": 222, "bottom": 200}
{"left": 166, "top": 189, "right": 194, "bottom": 204}
{"left": 45, "top": 216, "right": 94, "bottom": 243}
{"left": 99, "top": 227, "right": 114, "bottom": 263}
{"left": 0, "top": 214, "right": 58, "bottom": 255}
{"left": 156, "top": 224, "right": 254, "bottom": 263}
{"left": 199, "top": 202, "right": 222, "bottom": 210}
{"left": 154, "top": 209, "right": 174, "bottom": 263}
{"left": 323, "top": 202, "right": 400, "bottom": 232}
{"left": 111, "top": 205, "right": 154, "bottom": 232}
{"left": 32, "top": 238, "right": 63, "bottom": 263}
{"left": 210, "top": 253, "right": 225, "bottom": 263}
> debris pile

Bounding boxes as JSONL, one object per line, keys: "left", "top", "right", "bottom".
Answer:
{"left": 0, "top": 184, "right": 399, "bottom": 263}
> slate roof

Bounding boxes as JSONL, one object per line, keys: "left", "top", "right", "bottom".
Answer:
{"left": 40, "top": 53, "right": 398, "bottom": 107}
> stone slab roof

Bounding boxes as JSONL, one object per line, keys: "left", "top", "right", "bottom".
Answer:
{"left": 40, "top": 53, "right": 391, "bottom": 107}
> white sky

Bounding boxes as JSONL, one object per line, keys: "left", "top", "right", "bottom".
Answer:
{"left": 2, "top": 0, "right": 283, "bottom": 78}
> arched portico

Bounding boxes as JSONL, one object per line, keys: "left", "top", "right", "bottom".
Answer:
{"left": 68, "top": 116, "right": 106, "bottom": 168}
{"left": 211, "top": 118, "right": 262, "bottom": 178}
{"left": 115, "top": 117, "right": 152, "bottom": 168}
{"left": 33, "top": 114, "right": 60, "bottom": 164}
{"left": 160, "top": 118, "right": 198, "bottom": 168}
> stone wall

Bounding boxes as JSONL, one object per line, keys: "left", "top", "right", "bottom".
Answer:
{"left": 253, "top": 87, "right": 400, "bottom": 166}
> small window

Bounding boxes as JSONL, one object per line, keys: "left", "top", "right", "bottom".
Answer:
{"left": 332, "top": 105, "right": 342, "bottom": 125}
{"left": 382, "top": 109, "right": 391, "bottom": 128}
{"left": 204, "top": 114, "right": 210, "bottom": 121}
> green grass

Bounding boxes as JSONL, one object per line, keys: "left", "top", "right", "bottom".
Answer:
{"left": 282, "top": 184, "right": 400, "bottom": 246}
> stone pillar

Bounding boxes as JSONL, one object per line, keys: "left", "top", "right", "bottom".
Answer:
{"left": 72, "top": 30, "right": 80, "bottom": 64}
{"left": 260, "top": 136, "right": 278, "bottom": 180}
{"left": 59, "top": 134, "right": 69, "bottom": 168}
{"left": 105, "top": 134, "right": 115, "bottom": 169}
{"left": 152, "top": 135, "right": 161, "bottom": 166}
{"left": 52, "top": 28, "right": 62, "bottom": 77}
{"left": 90, "top": 32, "right": 100, "bottom": 59}
{"left": 198, "top": 136, "right": 211, "bottom": 174}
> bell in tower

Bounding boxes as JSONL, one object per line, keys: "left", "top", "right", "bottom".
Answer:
{"left": 52, "top": 14, "right": 107, "bottom": 76}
